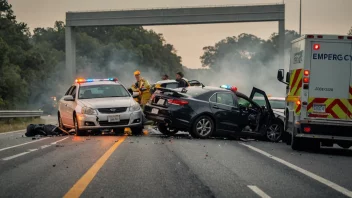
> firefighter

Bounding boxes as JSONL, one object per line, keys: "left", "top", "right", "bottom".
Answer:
{"left": 132, "top": 70, "right": 151, "bottom": 109}
{"left": 175, "top": 72, "right": 190, "bottom": 88}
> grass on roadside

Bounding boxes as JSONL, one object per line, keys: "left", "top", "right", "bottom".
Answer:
{"left": 0, "top": 117, "right": 44, "bottom": 133}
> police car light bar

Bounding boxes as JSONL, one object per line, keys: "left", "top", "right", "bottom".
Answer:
{"left": 220, "top": 85, "right": 238, "bottom": 92}
{"left": 75, "top": 78, "right": 118, "bottom": 83}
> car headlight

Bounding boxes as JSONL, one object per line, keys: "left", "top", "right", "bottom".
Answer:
{"left": 81, "top": 107, "right": 97, "bottom": 115}
{"left": 129, "top": 103, "right": 141, "bottom": 112}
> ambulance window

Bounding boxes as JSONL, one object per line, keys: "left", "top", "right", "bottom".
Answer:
{"left": 70, "top": 86, "right": 77, "bottom": 98}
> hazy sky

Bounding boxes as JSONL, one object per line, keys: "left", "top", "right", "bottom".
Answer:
{"left": 8, "top": 0, "right": 352, "bottom": 68}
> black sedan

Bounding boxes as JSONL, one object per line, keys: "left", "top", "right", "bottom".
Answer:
{"left": 143, "top": 85, "right": 284, "bottom": 142}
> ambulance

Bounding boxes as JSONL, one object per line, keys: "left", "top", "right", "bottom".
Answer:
{"left": 277, "top": 34, "right": 352, "bottom": 150}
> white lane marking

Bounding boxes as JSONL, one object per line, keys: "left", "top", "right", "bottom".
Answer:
{"left": 51, "top": 137, "right": 69, "bottom": 145}
{"left": 240, "top": 143, "right": 352, "bottom": 198}
{"left": 41, "top": 145, "right": 51, "bottom": 149}
{"left": 0, "top": 137, "right": 50, "bottom": 152}
{"left": 1, "top": 137, "right": 69, "bottom": 161}
{"left": 247, "top": 185, "right": 271, "bottom": 198}
{"left": 0, "top": 129, "right": 25, "bottom": 135}
{"left": 28, "top": 149, "right": 38, "bottom": 152}
{"left": 2, "top": 152, "right": 30, "bottom": 161}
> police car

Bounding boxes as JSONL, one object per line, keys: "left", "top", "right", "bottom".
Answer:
{"left": 58, "top": 78, "right": 144, "bottom": 136}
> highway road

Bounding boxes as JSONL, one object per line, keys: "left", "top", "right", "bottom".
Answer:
{"left": 0, "top": 125, "right": 351, "bottom": 198}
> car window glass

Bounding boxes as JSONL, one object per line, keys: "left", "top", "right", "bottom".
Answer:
{"left": 70, "top": 86, "right": 76, "bottom": 98}
{"left": 209, "top": 94, "right": 216, "bottom": 103}
{"left": 165, "top": 83, "right": 179, "bottom": 89}
{"left": 216, "top": 93, "right": 234, "bottom": 106}
{"left": 237, "top": 97, "right": 252, "bottom": 108}
{"left": 65, "top": 86, "right": 73, "bottom": 96}
{"left": 269, "top": 100, "right": 285, "bottom": 109}
{"left": 78, "top": 84, "right": 130, "bottom": 99}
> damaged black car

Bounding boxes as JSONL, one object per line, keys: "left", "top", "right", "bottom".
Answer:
{"left": 143, "top": 85, "right": 284, "bottom": 142}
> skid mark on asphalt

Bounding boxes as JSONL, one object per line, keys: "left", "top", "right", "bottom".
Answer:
{"left": 247, "top": 185, "right": 271, "bottom": 198}
{"left": 0, "top": 137, "right": 50, "bottom": 152}
{"left": 1, "top": 137, "right": 69, "bottom": 161}
{"left": 240, "top": 143, "right": 352, "bottom": 198}
{"left": 63, "top": 135, "right": 127, "bottom": 198}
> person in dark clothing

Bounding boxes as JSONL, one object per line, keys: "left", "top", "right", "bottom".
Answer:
{"left": 161, "top": 74, "right": 169, "bottom": 80}
{"left": 175, "top": 72, "right": 190, "bottom": 88}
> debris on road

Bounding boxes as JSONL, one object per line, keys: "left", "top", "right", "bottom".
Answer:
{"left": 52, "top": 164, "right": 56, "bottom": 167}
{"left": 25, "top": 124, "right": 68, "bottom": 137}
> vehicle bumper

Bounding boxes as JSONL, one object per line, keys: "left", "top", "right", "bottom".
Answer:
{"left": 76, "top": 110, "right": 143, "bottom": 130}
{"left": 144, "top": 111, "right": 191, "bottom": 130}
{"left": 294, "top": 119, "right": 352, "bottom": 141}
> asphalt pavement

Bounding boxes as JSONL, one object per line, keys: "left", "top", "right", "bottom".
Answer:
{"left": 0, "top": 126, "right": 351, "bottom": 198}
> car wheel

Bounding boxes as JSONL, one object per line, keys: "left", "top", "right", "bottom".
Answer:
{"left": 266, "top": 119, "right": 283, "bottom": 142}
{"left": 191, "top": 115, "right": 214, "bottom": 139}
{"left": 74, "top": 115, "right": 86, "bottom": 136}
{"left": 157, "top": 123, "right": 179, "bottom": 136}
{"left": 131, "top": 126, "right": 144, "bottom": 136}
{"left": 58, "top": 114, "right": 66, "bottom": 130}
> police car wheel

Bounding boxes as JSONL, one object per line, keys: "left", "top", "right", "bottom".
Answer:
{"left": 74, "top": 116, "right": 86, "bottom": 136}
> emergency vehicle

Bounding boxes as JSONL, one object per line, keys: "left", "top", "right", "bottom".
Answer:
{"left": 277, "top": 34, "right": 352, "bottom": 150}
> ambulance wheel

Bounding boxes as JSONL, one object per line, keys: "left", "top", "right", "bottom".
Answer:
{"left": 291, "top": 129, "right": 303, "bottom": 151}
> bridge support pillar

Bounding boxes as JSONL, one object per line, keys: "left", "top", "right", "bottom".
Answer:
{"left": 65, "top": 26, "right": 76, "bottom": 83}
{"left": 278, "top": 20, "right": 285, "bottom": 68}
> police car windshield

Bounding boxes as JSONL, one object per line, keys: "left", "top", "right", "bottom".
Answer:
{"left": 78, "top": 84, "right": 130, "bottom": 99}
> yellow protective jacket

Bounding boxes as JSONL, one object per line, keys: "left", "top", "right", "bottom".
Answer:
{"left": 131, "top": 78, "right": 151, "bottom": 106}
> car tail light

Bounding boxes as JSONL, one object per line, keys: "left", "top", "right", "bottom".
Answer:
{"left": 307, "top": 35, "right": 314, "bottom": 38}
{"left": 167, "top": 99, "right": 189, "bottom": 106}
{"left": 303, "top": 126, "right": 311, "bottom": 133}
{"left": 338, "top": 36, "right": 344, "bottom": 39}
{"left": 347, "top": 36, "right": 352, "bottom": 40}
{"left": 313, "top": 44, "right": 320, "bottom": 50}
{"left": 317, "top": 35, "right": 323, "bottom": 38}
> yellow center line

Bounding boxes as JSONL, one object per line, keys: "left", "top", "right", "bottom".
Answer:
{"left": 63, "top": 135, "right": 127, "bottom": 198}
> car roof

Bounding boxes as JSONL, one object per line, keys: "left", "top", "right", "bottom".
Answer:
{"left": 154, "top": 79, "right": 177, "bottom": 84}
{"left": 173, "top": 86, "right": 248, "bottom": 96}
{"left": 75, "top": 81, "right": 122, "bottom": 87}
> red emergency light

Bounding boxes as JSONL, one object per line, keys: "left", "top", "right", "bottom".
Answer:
{"left": 313, "top": 44, "right": 320, "bottom": 50}
{"left": 304, "top": 70, "right": 310, "bottom": 76}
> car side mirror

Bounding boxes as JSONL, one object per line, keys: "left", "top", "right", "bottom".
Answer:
{"left": 127, "top": 88, "right": 133, "bottom": 94}
{"left": 285, "top": 72, "right": 290, "bottom": 83}
{"left": 277, "top": 69, "right": 284, "bottom": 82}
{"left": 63, "top": 95, "right": 74, "bottom": 101}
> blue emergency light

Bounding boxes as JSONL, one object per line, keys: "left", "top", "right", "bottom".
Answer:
{"left": 75, "top": 78, "right": 118, "bottom": 83}
{"left": 220, "top": 84, "right": 238, "bottom": 92}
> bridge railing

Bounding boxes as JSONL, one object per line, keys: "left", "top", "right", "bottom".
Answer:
{"left": 0, "top": 110, "right": 43, "bottom": 118}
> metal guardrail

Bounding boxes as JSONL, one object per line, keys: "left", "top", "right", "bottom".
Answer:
{"left": 0, "top": 110, "right": 43, "bottom": 118}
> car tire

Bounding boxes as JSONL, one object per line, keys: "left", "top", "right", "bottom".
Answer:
{"left": 157, "top": 123, "right": 179, "bottom": 136}
{"left": 131, "top": 126, "right": 144, "bottom": 136}
{"left": 191, "top": 115, "right": 214, "bottom": 139}
{"left": 266, "top": 119, "right": 283, "bottom": 142}
{"left": 74, "top": 115, "right": 86, "bottom": 136}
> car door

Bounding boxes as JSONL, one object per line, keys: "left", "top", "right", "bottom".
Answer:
{"left": 60, "top": 86, "right": 74, "bottom": 125}
{"left": 65, "top": 85, "right": 77, "bottom": 126}
{"left": 209, "top": 92, "right": 241, "bottom": 132}
{"left": 249, "top": 87, "right": 273, "bottom": 133}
